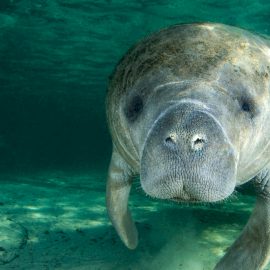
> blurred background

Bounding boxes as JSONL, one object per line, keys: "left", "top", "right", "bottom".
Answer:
{"left": 0, "top": 1, "right": 270, "bottom": 269}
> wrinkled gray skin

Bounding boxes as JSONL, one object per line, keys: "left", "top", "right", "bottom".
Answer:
{"left": 106, "top": 23, "right": 270, "bottom": 269}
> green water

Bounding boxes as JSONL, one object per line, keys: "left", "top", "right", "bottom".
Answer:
{"left": 0, "top": 0, "right": 269, "bottom": 269}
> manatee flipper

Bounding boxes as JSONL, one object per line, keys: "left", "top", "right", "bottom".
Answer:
{"left": 215, "top": 164, "right": 270, "bottom": 270}
{"left": 106, "top": 146, "right": 138, "bottom": 249}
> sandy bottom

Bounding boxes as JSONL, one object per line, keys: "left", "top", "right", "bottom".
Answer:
{"left": 0, "top": 170, "right": 268, "bottom": 270}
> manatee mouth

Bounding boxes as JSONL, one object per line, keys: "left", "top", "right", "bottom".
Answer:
{"left": 170, "top": 186, "right": 200, "bottom": 202}
{"left": 170, "top": 190, "right": 231, "bottom": 203}
{"left": 168, "top": 186, "right": 200, "bottom": 203}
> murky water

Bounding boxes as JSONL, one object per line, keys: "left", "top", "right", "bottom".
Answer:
{"left": 0, "top": 1, "right": 270, "bottom": 269}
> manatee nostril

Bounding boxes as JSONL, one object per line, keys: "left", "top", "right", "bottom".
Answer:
{"left": 191, "top": 134, "right": 207, "bottom": 151}
{"left": 194, "top": 138, "right": 205, "bottom": 145}
{"left": 165, "top": 137, "right": 173, "bottom": 143}
{"left": 164, "top": 133, "right": 177, "bottom": 146}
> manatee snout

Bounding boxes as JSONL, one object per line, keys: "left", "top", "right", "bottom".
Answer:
{"left": 140, "top": 102, "right": 237, "bottom": 202}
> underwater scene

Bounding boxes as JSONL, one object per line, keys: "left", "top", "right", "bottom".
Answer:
{"left": 1, "top": 0, "right": 270, "bottom": 269}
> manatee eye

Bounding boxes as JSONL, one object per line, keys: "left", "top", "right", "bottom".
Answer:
{"left": 238, "top": 96, "right": 258, "bottom": 118}
{"left": 125, "top": 95, "right": 143, "bottom": 122}
{"left": 241, "top": 101, "right": 251, "bottom": 112}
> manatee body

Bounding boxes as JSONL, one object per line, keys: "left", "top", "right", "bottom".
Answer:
{"left": 106, "top": 23, "right": 270, "bottom": 270}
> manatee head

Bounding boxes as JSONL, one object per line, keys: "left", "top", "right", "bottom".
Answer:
{"left": 120, "top": 76, "right": 240, "bottom": 203}
{"left": 108, "top": 23, "right": 270, "bottom": 204}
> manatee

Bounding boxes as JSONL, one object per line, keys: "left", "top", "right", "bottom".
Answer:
{"left": 106, "top": 23, "right": 270, "bottom": 270}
